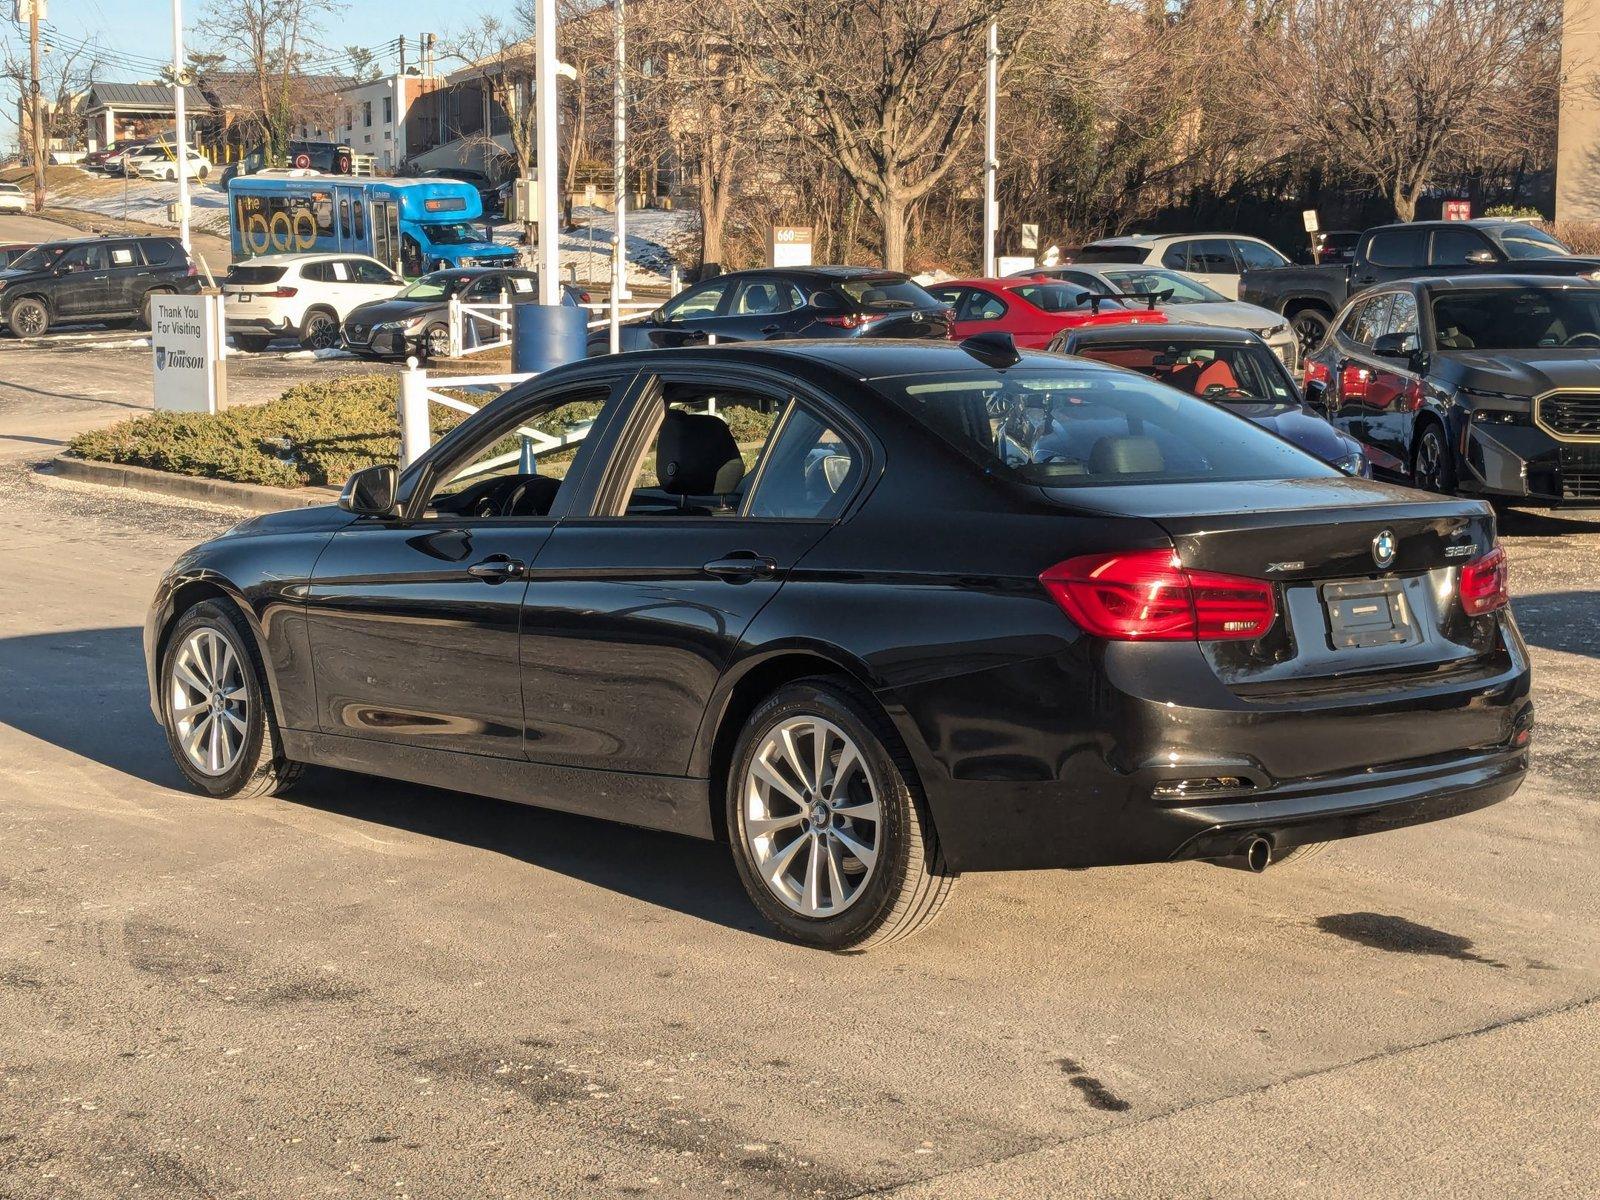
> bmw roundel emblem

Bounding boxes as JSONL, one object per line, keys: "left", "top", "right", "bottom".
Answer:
{"left": 1372, "top": 529, "right": 1397, "bottom": 569}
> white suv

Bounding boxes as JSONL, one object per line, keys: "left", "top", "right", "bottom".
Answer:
{"left": 224, "top": 253, "right": 404, "bottom": 351}
{"left": 1073, "top": 234, "right": 1290, "bottom": 299}
{"left": 0, "top": 181, "right": 26, "bottom": 213}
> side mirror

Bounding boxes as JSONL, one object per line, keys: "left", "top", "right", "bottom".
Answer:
{"left": 1372, "top": 331, "right": 1418, "bottom": 360}
{"left": 1465, "top": 248, "right": 1497, "bottom": 265}
{"left": 338, "top": 463, "right": 399, "bottom": 517}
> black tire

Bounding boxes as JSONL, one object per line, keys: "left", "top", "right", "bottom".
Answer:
{"left": 232, "top": 333, "right": 273, "bottom": 353}
{"left": 197, "top": 164, "right": 209, "bottom": 181}
{"left": 158, "top": 599, "right": 302, "bottom": 799}
{"left": 1411, "top": 420, "right": 1456, "bottom": 493}
{"left": 1289, "top": 307, "right": 1331, "bottom": 356}
{"left": 138, "top": 288, "right": 173, "bottom": 331}
{"left": 7, "top": 296, "right": 49, "bottom": 338}
{"left": 299, "top": 307, "right": 339, "bottom": 350}
{"left": 726, "top": 678, "right": 957, "bottom": 951}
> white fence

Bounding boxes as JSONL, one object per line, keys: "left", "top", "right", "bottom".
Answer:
{"left": 447, "top": 292, "right": 516, "bottom": 358}
{"left": 398, "top": 360, "right": 549, "bottom": 470}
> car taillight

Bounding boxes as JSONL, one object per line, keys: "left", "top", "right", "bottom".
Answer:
{"left": 1040, "top": 549, "right": 1277, "bottom": 641}
{"left": 818, "top": 313, "right": 868, "bottom": 329}
{"left": 186, "top": 261, "right": 199, "bottom": 277}
{"left": 1303, "top": 360, "right": 1330, "bottom": 387}
{"left": 579, "top": 290, "right": 592, "bottom": 304}
{"left": 269, "top": 287, "right": 298, "bottom": 298}
{"left": 1460, "top": 545, "right": 1509, "bottom": 616}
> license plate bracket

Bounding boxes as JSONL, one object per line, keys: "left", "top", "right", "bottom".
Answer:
{"left": 1321, "top": 578, "right": 1418, "bottom": 650}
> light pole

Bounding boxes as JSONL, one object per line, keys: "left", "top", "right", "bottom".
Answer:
{"left": 610, "top": 0, "right": 626, "bottom": 353}
{"left": 534, "top": 0, "right": 560, "bottom": 305}
{"left": 982, "top": 16, "right": 998, "bottom": 277}
{"left": 171, "top": 0, "right": 192, "bottom": 254}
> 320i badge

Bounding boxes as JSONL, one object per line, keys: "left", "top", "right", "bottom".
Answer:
{"left": 144, "top": 336, "right": 1532, "bottom": 950}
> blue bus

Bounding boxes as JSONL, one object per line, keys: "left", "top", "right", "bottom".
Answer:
{"left": 226, "top": 176, "right": 515, "bottom": 276}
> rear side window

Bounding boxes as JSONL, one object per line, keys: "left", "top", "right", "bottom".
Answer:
{"left": 141, "top": 240, "right": 177, "bottom": 265}
{"left": 835, "top": 276, "right": 937, "bottom": 310}
{"left": 1077, "top": 243, "right": 1148, "bottom": 264}
{"left": 873, "top": 367, "right": 1333, "bottom": 487}
{"left": 745, "top": 404, "right": 861, "bottom": 519}
{"left": 1364, "top": 228, "right": 1427, "bottom": 267}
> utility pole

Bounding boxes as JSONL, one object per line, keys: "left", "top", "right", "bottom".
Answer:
{"left": 981, "top": 16, "right": 998, "bottom": 277}
{"left": 26, "top": 0, "right": 45, "bottom": 213}
{"left": 534, "top": 0, "right": 559, "bottom": 305}
{"left": 398, "top": 34, "right": 406, "bottom": 75}
{"left": 171, "top": 0, "right": 192, "bottom": 253}
{"left": 610, "top": 0, "right": 626, "bottom": 351}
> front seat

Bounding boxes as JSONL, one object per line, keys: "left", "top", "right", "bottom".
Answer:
{"left": 656, "top": 409, "right": 746, "bottom": 510}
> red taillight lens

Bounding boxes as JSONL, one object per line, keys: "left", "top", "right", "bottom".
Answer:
{"left": 579, "top": 290, "right": 591, "bottom": 304}
{"left": 1303, "top": 360, "right": 1330, "bottom": 387}
{"left": 1460, "top": 545, "right": 1509, "bottom": 616}
{"left": 818, "top": 313, "right": 867, "bottom": 329}
{"left": 1040, "top": 549, "right": 1277, "bottom": 641}
{"left": 269, "top": 286, "right": 298, "bottom": 298}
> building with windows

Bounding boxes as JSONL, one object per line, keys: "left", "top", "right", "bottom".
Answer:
{"left": 330, "top": 74, "right": 439, "bottom": 172}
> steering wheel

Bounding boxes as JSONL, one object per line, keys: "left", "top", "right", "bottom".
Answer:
{"left": 1564, "top": 331, "right": 1600, "bottom": 348}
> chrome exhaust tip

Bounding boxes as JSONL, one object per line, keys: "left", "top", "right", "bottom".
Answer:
{"left": 1209, "top": 835, "right": 1274, "bottom": 873}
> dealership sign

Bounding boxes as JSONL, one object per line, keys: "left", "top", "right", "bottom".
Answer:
{"left": 151, "top": 293, "right": 227, "bottom": 414}
{"left": 1443, "top": 199, "right": 1473, "bottom": 221}
{"left": 768, "top": 226, "right": 814, "bottom": 268}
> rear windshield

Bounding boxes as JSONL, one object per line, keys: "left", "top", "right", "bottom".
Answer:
{"left": 872, "top": 367, "right": 1331, "bottom": 487}
{"left": 836, "top": 276, "right": 938, "bottom": 310}
{"left": 1009, "top": 283, "right": 1121, "bottom": 313}
{"left": 1074, "top": 244, "right": 1150, "bottom": 264}
{"left": 1433, "top": 288, "right": 1600, "bottom": 350}
{"left": 1100, "top": 268, "right": 1224, "bottom": 303}
{"left": 228, "top": 265, "right": 286, "bottom": 284}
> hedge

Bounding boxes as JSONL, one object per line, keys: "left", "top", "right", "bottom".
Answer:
{"left": 67, "top": 374, "right": 776, "bottom": 489}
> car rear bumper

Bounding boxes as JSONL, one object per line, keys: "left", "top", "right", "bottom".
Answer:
{"left": 886, "top": 626, "right": 1532, "bottom": 873}
{"left": 227, "top": 316, "right": 293, "bottom": 336}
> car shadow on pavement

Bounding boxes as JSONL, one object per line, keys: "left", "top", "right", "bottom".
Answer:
{"left": 1507, "top": 591, "right": 1600, "bottom": 659}
{"left": 0, "top": 625, "right": 766, "bottom": 938}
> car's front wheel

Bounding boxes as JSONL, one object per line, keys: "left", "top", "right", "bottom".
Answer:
{"left": 6, "top": 297, "right": 48, "bottom": 338}
{"left": 727, "top": 679, "right": 957, "bottom": 951}
{"left": 1412, "top": 421, "right": 1457, "bottom": 493}
{"left": 159, "top": 599, "right": 301, "bottom": 799}
{"left": 423, "top": 322, "right": 451, "bottom": 360}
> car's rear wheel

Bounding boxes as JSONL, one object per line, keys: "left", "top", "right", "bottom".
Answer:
{"left": 727, "top": 679, "right": 957, "bottom": 951}
{"left": 1290, "top": 308, "right": 1330, "bottom": 356}
{"left": 7, "top": 297, "right": 48, "bottom": 338}
{"left": 139, "top": 288, "right": 173, "bottom": 331}
{"left": 159, "top": 599, "right": 301, "bottom": 799}
{"left": 1412, "top": 421, "right": 1456, "bottom": 493}
{"left": 299, "top": 308, "right": 338, "bottom": 350}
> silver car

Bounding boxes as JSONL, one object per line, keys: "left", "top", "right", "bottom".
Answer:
{"left": 1015, "top": 264, "right": 1299, "bottom": 369}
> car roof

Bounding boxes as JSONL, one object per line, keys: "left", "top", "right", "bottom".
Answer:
{"left": 35, "top": 233, "right": 177, "bottom": 249}
{"left": 1402, "top": 274, "right": 1600, "bottom": 294}
{"left": 236, "top": 251, "right": 385, "bottom": 265}
{"left": 1064, "top": 322, "right": 1266, "bottom": 347}
{"left": 610, "top": 338, "right": 1113, "bottom": 382}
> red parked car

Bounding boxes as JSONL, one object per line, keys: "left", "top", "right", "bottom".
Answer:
{"left": 926, "top": 278, "right": 1167, "bottom": 349}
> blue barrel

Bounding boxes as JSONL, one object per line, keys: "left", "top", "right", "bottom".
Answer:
{"left": 512, "top": 303, "right": 589, "bottom": 373}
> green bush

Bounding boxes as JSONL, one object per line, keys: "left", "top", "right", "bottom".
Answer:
{"left": 67, "top": 375, "right": 773, "bottom": 489}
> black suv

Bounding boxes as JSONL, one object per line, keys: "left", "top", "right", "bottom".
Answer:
{"left": 0, "top": 235, "right": 199, "bottom": 338}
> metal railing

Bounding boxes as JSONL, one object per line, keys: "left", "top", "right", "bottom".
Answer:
{"left": 398, "top": 359, "right": 555, "bottom": 470}
{"left": 447, "top": 291, "right": 516, "bottom": 358}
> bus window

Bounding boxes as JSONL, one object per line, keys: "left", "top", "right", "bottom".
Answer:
{"left": 353, "top": 199, "right": 366, "bottom": 241}
{"left": 234, "top": 189, "right": 334, "bottom": 256}
{"left": 339, "top": 198, "right": 350, "bottom": 241}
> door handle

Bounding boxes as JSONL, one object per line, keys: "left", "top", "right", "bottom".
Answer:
{"left": 703, "top": 553, "right": 777, "bottom": 581}
{"left": 760, "top": 323, "right": 781, "bottom": 335}
{"left": 467, "top": 554, "right": 526, "bottom": 583}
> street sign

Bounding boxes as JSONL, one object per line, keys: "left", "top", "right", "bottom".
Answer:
{"left": 151, "top": 293, "right": 226, "bottom": 414}
{"left": 1302, "top": 209, "right": 1319, "bottom": 233}
{"left": 997, "top": 255, "right": 1036, "bottom": 276}
{"left": 1443, "top": 200, "right": 1472, "bottom": 221}
{"left": 1020, "top": 223, "right": 1039, "bottom": 251}
{"left": 767, "top": 226, "right": 813, "bottom": 268}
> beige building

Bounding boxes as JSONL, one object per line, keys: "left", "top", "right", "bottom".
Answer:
{"left": 1559, "top": 0, "right": 1600, "bottom": 222}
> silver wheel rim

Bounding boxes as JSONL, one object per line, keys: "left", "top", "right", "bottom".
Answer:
{"left": 742, "top": 717, "right": 881, "bottom": 918}
{"left": 306, "top": 313, "right": 335, "bottom": 348}
{"left": 1417, "top": 433, "right": 1442, "bottom": 489}
{"left": 168, "top": 628, "right": 249, "bottom": 776}
{"left": 13, "top": 303, "right": 44, "bottom": 336}
{"left": 426, "top": 325, "right": 449, "bottom": 357}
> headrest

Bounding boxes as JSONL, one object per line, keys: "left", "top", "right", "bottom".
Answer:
{"left": 656, "top": 409, "right": 745, "bottom": 495}
{"left": 1090, "top": 435, "right": 1164, "bottom": 476}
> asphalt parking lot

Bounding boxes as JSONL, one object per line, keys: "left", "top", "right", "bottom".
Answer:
{"left": 3, "top": 319, "right": 1600, "bottom": 1197}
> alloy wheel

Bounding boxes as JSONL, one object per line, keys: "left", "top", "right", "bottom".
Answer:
{"left": 741, "top": 717, "right": 882, "bottom": 917}
{"left": 1415, "top": 431, "right": 1444, "bottom": 491}
{"left": 11, "top": 301, "right": 45, "bottom": 337}
{"left": 425, "top": 324, "right": 451, "bottom": 359}
{"left": 1292, "top": 312, "right": 1327, "bottom": 356}
{"left": 168, "top": 627, "right": 250, "bottom": 776}
{"left": 305, "top": 313, "right": 337, "bottom": 349}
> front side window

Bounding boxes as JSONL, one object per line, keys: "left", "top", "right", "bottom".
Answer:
{"left": 1386, "top": 291, "right": 1420, "bottom": 339}
{"left": 424, "top": 386, "right": 611, "bottom": 520}
{"left": 1353, "top": 295, "right": 1394, "bottom": 345}
{"left": 56, "top": 244, "right": 107, "bottom": 272}
{"left": 962, "top": 290, "right": 1008, "bottom": 320}
{"left": 660, "top": 280, "right": 730, "bottom": 321}
{"left": 352, "top": 259, "right": 398, "bottom": 285}
{"left": 397, "top": 272, "right": 470, "bottom": 301}
{"left": 1234, "top": 240, "right": 1287, "bottom": 270}
{"left": 1429, "top": 226, "right": 1493, "bottom": 266}
{"left": 873, "top": 367, "right": 1332, "bottom": 486}
{"left": 1432, "top": 288, "right": 1600, "bottom": 350}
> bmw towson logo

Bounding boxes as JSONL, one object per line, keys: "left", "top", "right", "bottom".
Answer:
{"left": 1372, "top": 529, "right": 1397, "bottom": 569}
{"left": 155, "top": 347, "right": 167, "bottom": 371}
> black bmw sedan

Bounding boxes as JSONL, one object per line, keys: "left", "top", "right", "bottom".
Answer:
{"left": 1302, "top": 275, "right": 1600, "bottom": 506}
{"left": 145, "top": 337, "right": 1531, "bottom": 950}
{"left": 589, "top": 266, "right": 953, "bottom": 355}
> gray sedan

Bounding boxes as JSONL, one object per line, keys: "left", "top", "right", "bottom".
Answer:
{"left": 1013, "top": 263, "right": 1299, "bottom": 368}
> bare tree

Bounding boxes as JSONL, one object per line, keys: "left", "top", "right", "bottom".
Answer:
{"left": 1281, "top": 0, "right": 1560, "bottom": 221}
{"left": 739, "top": 0, "right": 1014, "bottom": 270}
{"left": 2, "top": 34, "right": 102, "bottom": 160}
{"left": 201, "top": 0, "right": 341, "bottom": 165}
